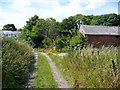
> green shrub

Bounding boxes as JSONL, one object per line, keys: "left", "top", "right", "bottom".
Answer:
{"left": 2, "top": 38, "right": 34, "bottom": 88}
{"left": 54, "top": 38, "right": 65, "bottom": 49}
{"left": 42, "top": 37, "right": 52, "bottom": 48}
{"left": 70, "top": 33, "right": 87, "bottom": 50}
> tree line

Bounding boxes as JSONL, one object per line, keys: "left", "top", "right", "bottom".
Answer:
{"left": 19, "top": 15, "right": 86, "bottom": 50}
{"left": 3, "top": 13, "right": 120, "bottom": 51}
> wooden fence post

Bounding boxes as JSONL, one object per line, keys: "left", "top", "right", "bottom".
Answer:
{"left": 112, "top": 60, "right": 116, "bottom": 76}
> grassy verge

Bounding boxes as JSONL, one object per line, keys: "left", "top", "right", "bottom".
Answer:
{"left": 34, "top": 53, "right": 58, "bottom": 88}
{"left": 49, "top": 46, "right": 120, "bottom": 88}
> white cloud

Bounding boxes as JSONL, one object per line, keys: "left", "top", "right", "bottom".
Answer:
{"left": 106, "top": 0, "right": 119, "bottom": 2}
{"left": 0, "top": 0, "right": 118, "bottom": 29}
{"left": 84, "top": 0, "right": 106, "bottom": 10}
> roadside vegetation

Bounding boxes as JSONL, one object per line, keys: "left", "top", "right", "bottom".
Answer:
{"left": 49, "top": 45, "right": 120, "bottom": 88}
{"left": 2, "top": 38, "right": 34, "bottom": 88}
{"left": 34, "top": 53, "right": 58, "bottom": 88}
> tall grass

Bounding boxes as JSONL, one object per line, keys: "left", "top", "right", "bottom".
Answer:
{"left": 2, "top": 38, "right": 34, "bottom": 88}
{"left": 50, "top": 45, "right": 120, "bottom": 88}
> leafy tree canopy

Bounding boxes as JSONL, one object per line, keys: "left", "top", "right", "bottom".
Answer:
{"left": 19, "top": 15, "right": 39, "bottom": 46}
{"left": 19, "top": 13, "right": 119, "bottom": 49}
{"left": 2, "top": 24, "right": 17, "bottom": 31}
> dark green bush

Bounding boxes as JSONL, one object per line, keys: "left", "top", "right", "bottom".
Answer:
{"left": 2, "top": 38, "right": 34, "bottom": 88}
{"left": 54, "top": 38, "right": 65, "bottom": 49}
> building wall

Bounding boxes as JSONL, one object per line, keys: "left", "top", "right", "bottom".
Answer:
{"left": 87, "top": 35, "right": 120, "bottom": 45}
{"left": 3, "top": 34, "right": 19, "bottom": 37}
{"left": 1, "top": 31, "right": 21, "bottom": 38}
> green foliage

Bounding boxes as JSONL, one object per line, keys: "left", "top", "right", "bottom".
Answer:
{"left": 18, "top": 28, "right": 22, "bottom": 31}
{"left": 50, "top": 46, "right": 120, "bottom": 88}
{"left": 54, "top": 38, "right": 65, "bottom": 49}
{"left": 42, "top": 38, "right": 52, "bottom": 48}
{"left": 61, "top": 16, "right": 76, "bottom": 30}
{"left": 118, "top": 14, "right": 120, "bottom": 25}
{"left": 91, "top": 19, "right": 99, "bottom": 25}
{"left": 31, "top": 18, "right": 48, "bottom": 47}
{"left": 2, "top": 38, "right": 34, "bottom": 88}
{"left": 19, "top": 15, "right": 39, "bottom": 47}
{"left": 20, "top": 17, "right": 61, "bottom": 48}
{"left": 2, "top": 24, "right": 17, "bottom": 31}
{"left": 70, "top": 33, "right": 86, "bottom": 49}
{"left": 35, "top": 53, "right": 58, "bottom": 88}
{"left": 19, "top": 13, "right": 119, "bottom": 50}
{"left": 60, "top": 14, "right": 90, "bottom": 31}
{"left": 90, "top": 13, "right": 119, "bottom": 26}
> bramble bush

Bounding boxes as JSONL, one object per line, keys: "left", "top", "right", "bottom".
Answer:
{"left": 2, "top": 38, "right": 34, "bottom": 88}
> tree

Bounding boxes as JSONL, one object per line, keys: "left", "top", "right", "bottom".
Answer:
{"left": 18, "top": 28, "right": 22, "bottom": 31}
{"left": 118, "top": 14, "right": 120, "bottom": 26}
{"left": 2, "top": 24, "right": 17, "bottom": 31}
{"left": 19, "top": 15, "right": 39, "bottom": 47}
{"left": 106, "top": 13, "right": 118, "bottom": 26}
{"left": 31, "top": 18, "right": 60, "bottom": 48}
{"left": 90, "top": 13, "right": 119, "bottom": 26}
{"left": 31, "top": 18, "right": 48, "bottom": 47}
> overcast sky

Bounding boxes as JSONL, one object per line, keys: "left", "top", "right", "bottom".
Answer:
{"left": 0, "top": 0, "right": 119, "bottom": 29}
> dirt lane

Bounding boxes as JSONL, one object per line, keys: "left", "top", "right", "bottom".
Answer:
{"left": 41, "top": 52, "right": 71, "bottom": 88}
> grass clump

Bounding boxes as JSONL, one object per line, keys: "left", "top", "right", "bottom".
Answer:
{"left": 34, "top": 53, "right": 58, "bottom": 88}
{"left": 49, "top": 45, "right": 120, "bottom": 88}
{"left": 2, "top": 38, "right": 34, "bottom": 88}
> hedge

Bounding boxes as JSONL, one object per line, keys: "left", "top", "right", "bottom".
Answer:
{"left": 2, "top": 38, "right": 34, "bottom": 88}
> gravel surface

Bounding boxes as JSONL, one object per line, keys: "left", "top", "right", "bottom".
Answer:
{"left": 52, "top": 53, "right": 68, "bottom": 57}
